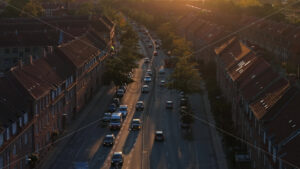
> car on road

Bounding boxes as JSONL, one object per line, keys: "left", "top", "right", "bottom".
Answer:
{"left": 160, "top": 80, "right": 166, "bottom": 87}
{"left": 155, "top": 131, "right": 164, "bottom": 141}
{"left": 131, "top": 119, "right": 141, "bottom": 130}
{"left": 144, "top": 76, "right": 152, "bottom": 83}
{"left": 144, "top": 58, "right": 150, "bottom": 64}
{"left": 116, "top": 89, "right": 125, "bottom": 98}
{"left": 112, "top": 98, "right": 120, "bottom": 107}
{"left": 141, "top": 85, "right": 150, "bottom": 93}
{"left": 103, "top": 134, "right": 115, "bottom": 146}
{"left": 156, "top": 45, "right": 160, "bottom": 49}
{"left": 108, "top": 103, "right": 117, "bottom": 112}
{"left": 159, "top": 68, "right": 165, "bottom": 74}
{"left": 136, "top": 101, "right": 144, "bottom": 111}
{"left": 118, "top": 105, "right": 128, "bottom": 117}
{"left": 102, "top": 113, "right": 112, "bottom": 123}
{"left": 109, "top": 112, "right": 123, "bottom": 130}
{"left": 153, "top": 50, "right": 158, "bottom": 56}
{"left": 119, "top": 84, "right": 127, "bottom": 92}
{"left": 111, "top": 152, "right": 123, "bottom": 167}
{"left": 166, "top": 101, "right": 173, "bottom": 109}
{"left": 146, "top": 69, "right": 152, "bottom": 76}
{"left": 180, "top": 97, "right": 188, "bottom": 106}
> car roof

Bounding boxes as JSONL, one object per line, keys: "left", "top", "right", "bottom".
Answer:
{"left": 167, "top": 100, "right": 173, "bottom": 103}
{"left": 155, "top": 131, "right": 163, "bottom": 134}
{"left": 133, "top": 119, "right": 140, "bottom": 122}
{"left": 137, "top": 101, "right": 144, "bottom": 103}
{"left": 113, "top": 152, "right": 123, "bottom": 155}
{"left": 143, "top": 85, "right": 149, "bottom": 87}
{"left": 111, "top": 112, "right": 122, "bottom": 116}
{"left": 104, "top": 113, "right": 111, "bottom": 115}
{"left": 105, "top": 134, "right": 114, "bottom": 137}
{"left": 120, "top": 105, "right": 128, "bottom": 108}
{"left": 161, "top": 80, "right": 165, "bottom": 82}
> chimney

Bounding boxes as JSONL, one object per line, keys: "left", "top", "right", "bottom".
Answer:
{"left": 29, "top": 55, "right": 33, "bottom": 65}
{"left": 18, "top": 60, "right": 23, "bottom": 69}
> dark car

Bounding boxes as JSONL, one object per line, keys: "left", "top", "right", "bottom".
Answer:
{"left": 116, "top": 89, "right": 125, "bottom": 98}
{"left": 111, "top": 152, "right": 123, "bottom": 166}
{"left": 136, "top": 101, "right": 144, "bottom": 111}
{"left": 102, "top": 113, "right": 112, "bottom": 123}
{"left": 112, "top": 98, "right": 120, "bottom": 107}
{"left": 166, "top": 101, "right": 173, "bottom": 109}
{"left": 131, "top": 119, "right": 141, "bottom": 130}
{"left": 155, "top": 131, "right": 164, "bottom": 141}
{"left": 103, "top": 134, "right": 115, "bottom": 146}
{"left": 108, "top": 103, "right": 117, "bottom": 112}
{"left": 180, "top": 98, "right": 188, "bottom": 106}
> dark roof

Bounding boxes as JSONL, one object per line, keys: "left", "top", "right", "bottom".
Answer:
{"left": 10, "top": 57, "right": 63, "bottom": 100}
{"left": 279, "top": 134, "right": 300, "bottom": 169}
{"left": 250, "top": 78, "right": 290, "bottom": 120}
{"left": 58, "top": 30, "right": 106, "bottom": 68}
{"left": 263, "top": 87, "right": 300, "bottom": 144}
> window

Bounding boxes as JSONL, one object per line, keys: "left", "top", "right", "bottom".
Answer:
{"left": 12, "top": 48, "right": 18, "bottom": 53}
{"left": 6, "top": 128, "right": 10, "bottom": 140}
{"left": 24, "top": 133, "right": 28, "bottom": 145}
{"left": 0, "top": 133, "right": 3, "bottom": 146}
{"left": 19, "top": 117, "right": 23, "bottom": 127}
{"left": 0, "top": 155, "right": 3, "bottom": 168}
{"left": 273, "top": 147, "right": 276, "bottom": 162}
{"left": 263, "top": 132, "right": 266, "bottom": 144}
{"left": 24, "top": 113, "right": 28, "bottom": 124}
{"left": 5, "top": 48, "right": 10, "bottom": 54}
{"left": 13, "top": 144, "right": 17, "bottom": 155}
{"left": 12, "top": 122, "right": 17, "bottom": 135}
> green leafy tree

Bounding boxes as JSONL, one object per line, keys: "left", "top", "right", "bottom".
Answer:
{"left": 20, "top": 0, "right": 44, "bottom": 17}
{"left": 168, "top": 57, "right": 202, "bottom": 94}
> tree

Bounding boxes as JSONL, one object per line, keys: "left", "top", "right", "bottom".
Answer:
{"left": 1, "top": 0, "right": 29, "bottom": 17}
{"left": 75, "top": 2, "right": 94, "bottom": 16}
{"left": 20, "top": 0, "right": 44, "bottom": 17}
{"left": 168, "top": 57, "right": 202, "bottom": 94}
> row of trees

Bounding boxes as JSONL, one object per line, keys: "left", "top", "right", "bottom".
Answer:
{"left": 102, "top": 20, "right": 142, "bottom": 87}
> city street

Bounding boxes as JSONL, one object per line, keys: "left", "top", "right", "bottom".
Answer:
{"left": 41, "top": 22, "right": 225, "bottom": 169}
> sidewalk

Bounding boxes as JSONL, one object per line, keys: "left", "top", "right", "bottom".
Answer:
{"left": 38, "top": 85, "right": 114, "bottom": 169}
{"left": 189, "top": 83, "right": 228, "bottom": 169}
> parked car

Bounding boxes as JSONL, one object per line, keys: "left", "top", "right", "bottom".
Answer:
{"left": 112, "top": 98, "right": 120, "bottom": 107}
{"left": 142, "top": 85, "right": 150, "bottom": 93}
{"left": 111, "top": 152, "right": 123, "bottom": 167}
{"left": 136, "top": 101, "right": 144, "bottom": 111}
{"left": 103, "top": 134, "right": 115, "bottom": 146}
{"left": 131, "top": 119, "right": 141, "bottom": 130}
{"left": 156, "top": 45, "right": 160, "bottom": 49}
{"left": 148, "top": 44, "right": 152, "bottom": 48}
{"left": 144, "top": 76, "right": 152, "bottom": 83}
{"left": 144, "top": 58, "right": 150, "bottom": 64}
{"left": 146, "top": 69, "right": 152, "bottom": 76}
{"left": 155, "top": 131, "right": 164, "bottom": 141}
{"left": 102, "top": 113, "right": 112, "bottom": 123}
{"left": 159, "top": 68, "right": 165, "bottom": 74}
{"left": 108, "top": 103, "right": 117, "bottom": 112}
{"left": 116, "top": 89, "right": 125, "bottom": 98}
{"left": 160, "top": 80, "right": 166, "bottom": 87}
{"left": 119, "top": 84, "right": 127, "bottom": 92}
{"left": 166, "top": 101, "right": 173, "bottom": 109}
{"left": 119, "top": 105, "right": 128, "bottom": 117}
{"left": 153, "top": 50, "right": 158, "bottom": 56}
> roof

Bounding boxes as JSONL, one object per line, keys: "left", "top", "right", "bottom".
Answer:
{"left": 279, "top": 134, "right": 300, "bottom": 169}
{"left": 263, "top": 88, "right": 300, "bottom": 144}
{"left": 250, "top": 78, "right": 290, "bottom": 120}
{"left": 10, "top": 57, "right": 63, "bottom": 100}
{"left": 58, "top": 30, "right": 106, "bottom": 68}
{"left": 227, "top": 52, "right": 257, "bottom": 82}
{"left": 214, "top": 36, "right": 236, "bottom": 55}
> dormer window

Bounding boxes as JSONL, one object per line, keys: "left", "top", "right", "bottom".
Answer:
{"left": 6, "top": 128, "right": 10, "bottom": 140}
{"left": 12, "top": 122, "right": 17, "bottom": 135}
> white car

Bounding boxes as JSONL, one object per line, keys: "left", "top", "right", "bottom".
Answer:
{"left": 144, "top": 76, "right": 152, "bottom": 83}
{"left": 160, "top": 80, "right": 166, "bottom": 87}
{"left": 142, "top": 85, "right": 150, "bottom": 93}
{"left": 144, "top": 58, "right": 150, "bottom": 64}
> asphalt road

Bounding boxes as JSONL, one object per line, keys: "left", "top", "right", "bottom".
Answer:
{"left": 43, "top": 21, "right": 220, "bottom": 169}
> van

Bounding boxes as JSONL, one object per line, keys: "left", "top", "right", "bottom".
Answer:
{"left": 109, "top": 112, "right": 123, "bottom": 130}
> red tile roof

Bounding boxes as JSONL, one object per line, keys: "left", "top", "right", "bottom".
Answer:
{"left": 250, "top": 78, "right": 290, "bottom": 120}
